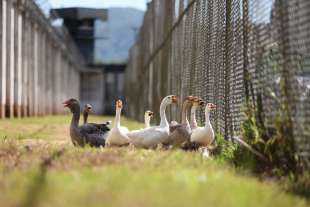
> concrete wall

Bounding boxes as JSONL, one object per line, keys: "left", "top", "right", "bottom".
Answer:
{"left": 0, "top": 0, "right": 82, "bottom": 118}
{"left": 80, "top": 70, "right": 105, "bottom": 114}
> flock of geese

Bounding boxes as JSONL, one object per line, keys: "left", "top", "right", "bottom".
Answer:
{"left": 63, "top": 95, "right": 216, "bottom": 152}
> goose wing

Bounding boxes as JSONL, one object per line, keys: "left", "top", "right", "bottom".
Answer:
{"left": 78, "top": 125, "right": 107, "bottom": 147}
{"left": 169, "top": 123, "right": 183, "bottom": 133}
{"left": 165, "top": 125, "right": 191, "bottom": 146}
{"left": 120, "top": 126, "right": 129, "bottom": 133}
{"left": 80, "top": 123, "right": 110, "bottom": 134}
{"left": 84, "top": 133, "right": 106, "bottom": 147}
{"left": 127, "top": 127, "right": 169, "bottom": 148}
{"left": 88, "top": 123, "right": 110, "bottom": 132}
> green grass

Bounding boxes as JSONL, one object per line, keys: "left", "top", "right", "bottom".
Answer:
{"left": 0, "top": 115, "right": 141, "bottom": 141}
{"left": 0, "top": 115, "right": 308, "bottom": 207}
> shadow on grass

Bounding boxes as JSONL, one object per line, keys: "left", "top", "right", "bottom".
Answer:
{"left": 20, "top": 149, "right": 65, "bottom": 207}
{"left": 22, "top": 125, "right": 49, "bottom": 140}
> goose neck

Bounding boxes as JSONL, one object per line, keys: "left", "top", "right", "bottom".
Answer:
{"left": 159, "top": 102, "right": 169, "bottom": 127}
{"left": 114, "top": 108, "right": 121, "bottom": 128}
{"left": 181, "top": 101, "right": 190, "bottom": 125}
{"left": 190, "top": 106, "right": 198, "bottom": 127}
{"left": 145, "top": 116, "right": 150, "bottom": 128}
{"left": 71, "top": 107, "right": 80, "bottom": 129}
{"left": 205, "top": 108, "right": 211, "bottom": 126}
{"left": 83, "top": 112, "right": 88, "bottom": 124}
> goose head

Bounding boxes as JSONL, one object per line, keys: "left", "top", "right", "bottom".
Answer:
{"left": 163, "top": 95, "right": 177, "bottom": 105}
{"left": 114, "top": 100, "right": 124, "bottom": 127}
{"left": 144, "top": 110, "right": 154, "bottom": 127}
{"left": 145, "top": 110, "right": 154, "bottom": 119}
{"left": 84, "top": 104, "right": 92, "bottom": 113}
{"left": 116, "top": 100, "right": 123, "bottom": 110}
{"left": 105, "top": 120, "right": 112, "bottom": 125}
{"left": 63, "top": 98, "right": 80, "bottom": 114}
{"left": 185, "top": 95, "right": 195, "bottom": 106}
{"left": 206, "top": 103, "right": 216, "bottom": 111}
{"left": 192, "top": 97, "right": 205, "bottom": 108}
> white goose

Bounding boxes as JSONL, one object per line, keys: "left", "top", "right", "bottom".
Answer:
{"left": 190, "top": 97, "right": 205, "bottom": 130}
{"left": 144, "top": 110, "right": 154, "bottom": 128}
{"left": 106, "top": 100, "right": 130, "bottom": 147}
{"left": 190, "top": 103, "right": 216, "bottom": 146}
{"left": 127, "top": 95, "right": 177, "bottom": 148}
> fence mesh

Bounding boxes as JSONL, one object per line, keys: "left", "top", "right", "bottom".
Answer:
{"left": 125, "top": 0, "right": 310, "bottom": 169}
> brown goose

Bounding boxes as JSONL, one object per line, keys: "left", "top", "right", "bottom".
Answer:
{"left": 63, "top": 98, "right": 110, "bottom": 147}
{"left": 164, "top": 96, "right": 195, "bottom": 147}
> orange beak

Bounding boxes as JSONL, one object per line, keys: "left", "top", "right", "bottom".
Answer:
{"left": 209, "top": 103, "right": 217, "bottom": 109}
{"left": 186, "top": 96, "right": 194, "bottom": 101}
{"left": 116, "top": 100, "right": 123, "bottom": 108}
{"left": 171, "top": 95, "right": 177, "bottom": 103}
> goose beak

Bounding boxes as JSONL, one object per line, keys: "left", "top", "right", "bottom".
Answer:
{"left": 85, "top": 104, "right": 92, "bottom": 111}
{"left": 116, "top": 100, "right": 123, "bottom": 108}
{"left": 186, "top": 96, "right": 194, "bottom": 101}
{"left": 63, "top": 100, "right": 70, "bottom": 107}
{"left": 171, "top": 95, "right": 177, "bottom": 103}
{"left": 209, "top": 103, "right": 217, "bottom": 110}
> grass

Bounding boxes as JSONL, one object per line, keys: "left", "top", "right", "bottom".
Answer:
{"left": 0, "top": 115, "right": 308, "bottom": 207}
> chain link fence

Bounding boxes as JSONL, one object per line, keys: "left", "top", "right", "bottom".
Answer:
{"left": 125, "top": 0, "right": 310, "bottom": 169}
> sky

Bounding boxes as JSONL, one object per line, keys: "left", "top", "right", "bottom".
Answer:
{"left": 48, "top": 0, "right": 149, "bottom": 11}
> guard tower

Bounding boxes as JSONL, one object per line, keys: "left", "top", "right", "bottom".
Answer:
{"left": 51, "top": 8, "right": 108, "bottom": 113}
{"left": 51, "top": 8, "right": 107, "bottom": 64}
{"left": 51, "top": 7, "right": 144, "bottom": 114}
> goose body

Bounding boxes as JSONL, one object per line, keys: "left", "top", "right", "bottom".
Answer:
{"left": 190, "top": 125, "right": 214, "bottom": 146}
{"left": 164, "top": 96, "right": 194, "bottom": 147}
{"left": 106, "top": 127, "right": 129, "bottom": 146}
{"left": 128, "top": 126, "right": 170, "bottom": 148}
{"left": 190, "top": 103, "right": 216, "bottom": 146}
{"left": 127, "top": 95, "right": 177, "bottom": 148}
{"left": 105, "top": 100, "right": 130, "bottom": 147}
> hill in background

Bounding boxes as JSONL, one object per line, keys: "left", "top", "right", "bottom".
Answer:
{"left": 94, "top": 8, "right": 144, "bottom": 65}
